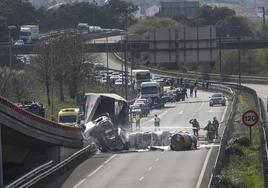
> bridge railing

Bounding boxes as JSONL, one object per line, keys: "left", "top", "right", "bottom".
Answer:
{"left": 5, "top": 161, "right": 53, "bottom": 188}
{"left": 12, "top": 144, "right": 97, "bottom": 188}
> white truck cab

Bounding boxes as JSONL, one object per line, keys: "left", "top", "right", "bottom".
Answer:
{"left": 19, "top": 25, "right": 39, "bottom": 43}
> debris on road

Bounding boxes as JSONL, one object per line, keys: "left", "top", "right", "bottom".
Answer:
{"left": 84, "top": 116, "right": 198, "bottom": 152}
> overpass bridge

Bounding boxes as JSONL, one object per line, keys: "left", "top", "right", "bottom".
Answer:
{"left": 1, "top": 39, "right": 268, "bottom": 55}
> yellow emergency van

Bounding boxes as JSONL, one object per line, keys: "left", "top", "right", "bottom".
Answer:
{"left": 58, "top": 108, "right": 80, "bottom": 127}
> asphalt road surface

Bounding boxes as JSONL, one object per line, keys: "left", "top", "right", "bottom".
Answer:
{"left": 57, "top": 90, "right": 227, "bottom": 188}
{"left": 244, "top": 83, "right": 268, "bottom": 105}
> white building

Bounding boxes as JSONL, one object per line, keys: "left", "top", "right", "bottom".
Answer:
{"left": 145, "top": 4, "right": 160, "bottom": 16}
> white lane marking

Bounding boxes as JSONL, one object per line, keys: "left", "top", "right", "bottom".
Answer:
{"left": 208, "top": 109, "right": 214, "bottom": 113}
{"left": 220, "top": 103, "right": 228, "bottom": 123}
{"left": 104, "top": 154, "right": 117, "bottom": 164}
{"left": 73, "top": 178, "right": 86, "bottom": 188}
{"left": 154, "top": 158, "right": 159, "bottom": 162}
{"left": 195, "top": 148, "right": 212, "bottom": 188}
{"left": 195, "top": 103, "right": 228, "bottom": 188}
{"left": 198, "top": 102, "right": 204, "bottom": 111}
{"left": 178, "top": 110, "right": 183, "bottom": 115}
{"left": 87, "top": 165, "right": 103, "bottom": 178}
{"left": 139, "top": 177, "right": 144, "bottom": 181}
{"left": 148, "top": 166, "right": 153, "bottom": 171}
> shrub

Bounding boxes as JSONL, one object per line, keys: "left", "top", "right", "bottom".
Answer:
{"left": 226, "top": 144, "right": 244, "bottom": 156}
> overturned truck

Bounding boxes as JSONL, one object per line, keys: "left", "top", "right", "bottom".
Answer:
{"left": 82, "top": 93, "right": 197, "bottom": 151}
{"left": 84, "top": 117, "right": 197, "bottom": 152}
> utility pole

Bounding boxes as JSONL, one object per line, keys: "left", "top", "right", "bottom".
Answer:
{"left": 124, "top": 10, "right": 128, "bottom": 100}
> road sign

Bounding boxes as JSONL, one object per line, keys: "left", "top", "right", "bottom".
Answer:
{"left": 242, "top": 110, "right": 259, "bottom": 127}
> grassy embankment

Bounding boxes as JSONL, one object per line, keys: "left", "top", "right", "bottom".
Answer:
{"left": 25, "top": 84, "right": 107, "bottom": 121}
{"left": 219, "top": 93, "right": 264, "bottom": 187}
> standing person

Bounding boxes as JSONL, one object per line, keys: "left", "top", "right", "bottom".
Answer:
{"left": 190, "top": 86, "right": 193, "bottom": 97}
{"left": 189, "top": 119, "right": 200, "bottom": 137}
{"left": 135, "top": 112, "right": 141, "bottom": 131}
{"left": 194, "top": 86, "right": 198, "bottom": 97}
{"left": 212, "top": 117, "right": 219, "bottom": 139}
{"left": 182, "top": 87, "right": 188, "bottom": 98}
{"left": 204, "top": 120, "right": 215, "bottom": 141}
{"left": 154, "top": 114, "right": 160, "bottom": 131}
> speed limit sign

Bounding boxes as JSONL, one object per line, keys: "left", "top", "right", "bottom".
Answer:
{"left": 242, "top": 110, "right": 259, "bottom": 127}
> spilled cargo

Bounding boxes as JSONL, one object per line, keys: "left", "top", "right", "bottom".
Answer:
{"left": 84, "top": 115, "right": 198, "bottom": 152}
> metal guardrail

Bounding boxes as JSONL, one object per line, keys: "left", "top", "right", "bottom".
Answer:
{"left": 5, "top": 160, "right": 53, "bottom": 188}
{"left": 15, "top": 144, "right": 97, "bottom": 188}
{"left": 209, "top": 85, "right": 237, "bottom": 187}
{"left": 209, "top": 84, "right": 268, "bottom": 187}
{"left": 258, "top": 98, "right": 268, "bottom": 187}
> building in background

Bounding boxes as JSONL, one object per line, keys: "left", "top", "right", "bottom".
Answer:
{"left": 159, "top": 1, "right": 200, "bottom": 18}
{"left": 148, "top": 26, "right": 217, "bottom": 72}
{"left": 145, "top": 4, "right": 160, "bottom": 16}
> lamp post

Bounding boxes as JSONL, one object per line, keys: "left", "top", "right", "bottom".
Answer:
{"left": 238, "top": 36, "right": 241, "bottom": 90}
{"left": 124, "top": 10, "right": 128, "bottom": 99}
{"left": 8, "top": 25, "right": 16, "bottom": 69}
{"left": 106, "top": 37, "right": 110, "bottom": 92}
{"left": 218, "top": 35, "right": 222, "bottom": 81}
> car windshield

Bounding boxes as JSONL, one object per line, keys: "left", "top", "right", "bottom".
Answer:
{"left": 136, "top": 72, "right": 150, "bottom": 80}
{"left": 20, "top": 31, "right": 31, "bottom": 36}
{"left": 212, "top": 94, "right": 223, "bottom": 98}
{"left": 141, "top": 86, "right": 158, "bottom": 94}
{"left": 59, "top": 115, "right": 77, "bottom": 123}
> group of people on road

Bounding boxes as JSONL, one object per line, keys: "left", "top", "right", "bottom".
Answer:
{"left": 189, "top": 117, "right": 220, "bottom": 141}
{"left": 204, "top": 117, "right": 219, "bottom": 141}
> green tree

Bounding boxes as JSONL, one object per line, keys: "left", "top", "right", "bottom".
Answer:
{"left": 216, "top": 16, "right": 253, "bottom": 37}
{"left": 128, "top": 17, "right": 182, "bottom": 39}
{"left": 102, "top": 0, "right": 138, "bottom": 29}
{"left": 189, "top": 6, "right": 235, "bottom": 26}
{"left": 0, "top": 0, "right": 40, "bottom": 41}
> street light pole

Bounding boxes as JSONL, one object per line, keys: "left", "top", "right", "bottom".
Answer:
{"left": 8, "top": 25, "right": 16, "bottom": 69}
{"left": 218, "top": 35, "right": 222, "bottom": 81}
{"left": 106, "top": 37, "right": 110, "bottom": 92}
{"left": 238, "top": 37, "right": 241, "bottom": 89}
{"left": 124, "top": 10, "right": 128, "bottom": 100}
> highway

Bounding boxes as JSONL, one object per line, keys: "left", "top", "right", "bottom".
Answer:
{"left": 94, "top": 35, "right": 131, "bottom": 72}
{"left": 56, "top": 91, "right": 227, "bottom": 188}
{"left": 42, "top": 35, "right": 228, "bottom": 188}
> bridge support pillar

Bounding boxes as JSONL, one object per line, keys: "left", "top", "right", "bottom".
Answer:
{"left": 131, "top": 51, "right": 141, "bottom": 69}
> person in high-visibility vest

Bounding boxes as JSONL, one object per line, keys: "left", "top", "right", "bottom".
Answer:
{"left": 135, "top": 112, "right": 141, "bottom": 131}
{"left": 154, "top": 114, "right": 160, "bottom": 131}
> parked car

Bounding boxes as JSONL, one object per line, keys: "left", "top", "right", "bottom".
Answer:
{"left": 162, "top": 90, "right": 176, "bottom": 103}
{"left": 209, "top": 93, "right": 226, "bottom": 106}
{"left": 134, "top": 99, "right": 150, "bottom": 116}
{"left": 14, "top": 40, "right": 24, "bottom": 46}
{"left": 130, "top": 104, "right": 142, "bottom": 118}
